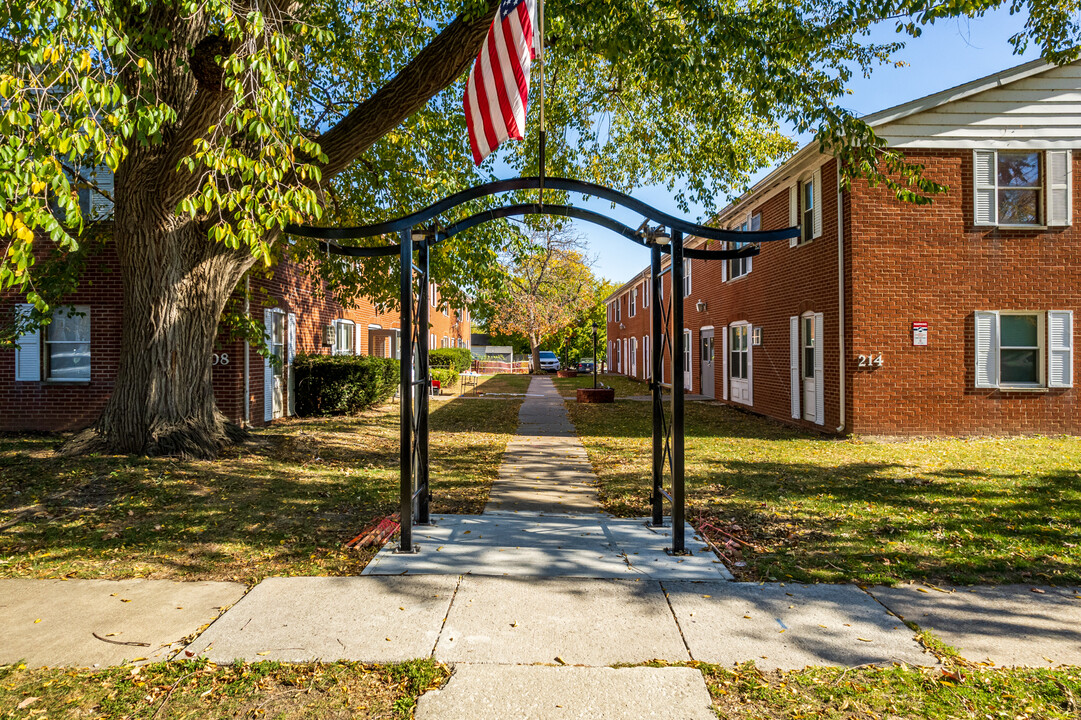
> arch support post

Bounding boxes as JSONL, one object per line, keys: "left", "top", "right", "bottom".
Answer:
{"left": 669, "top": 230, "right": 688, "bottom": 555}
{"left": 416, "top": 242, "right": 431, "bottom": 525}
{"left": 398, "top": 227, "right": 416, "bottom": 553}
{"left": 650, "top": 244, "right": 664, "bottom": 527}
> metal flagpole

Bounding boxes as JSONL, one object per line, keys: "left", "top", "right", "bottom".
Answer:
{"left": 537, "top": 0, "right": 545, "bottom": 207}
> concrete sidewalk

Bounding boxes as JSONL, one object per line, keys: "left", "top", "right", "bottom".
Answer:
{"left": 4, "top": 374, "right": 1081, "bottom": 718}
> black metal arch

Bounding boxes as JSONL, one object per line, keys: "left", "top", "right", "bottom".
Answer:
{"left": 287, "top": 178, "right": 799, "bottom": 556}
{"left": 286, "top": 176, "right": 794, "bottom": 245}
{"left": 294, "top": 201, "right": 764, "bottom": 261}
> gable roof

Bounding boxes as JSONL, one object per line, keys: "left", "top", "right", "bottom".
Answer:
{"left": 713, "top": 57, "right": 1071, "bottom": 225}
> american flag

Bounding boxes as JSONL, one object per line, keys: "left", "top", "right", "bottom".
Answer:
{"left": 464, "top": 0, "right": 536, "bottom": 165}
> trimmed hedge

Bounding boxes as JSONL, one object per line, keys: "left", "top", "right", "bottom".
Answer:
{"left": 429, "top": 347, "right": 473, "bottom": 373}
{"left": 293, "top": 353, "right": 399, "bottom": 417}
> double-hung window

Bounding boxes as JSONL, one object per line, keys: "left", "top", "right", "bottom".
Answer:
{"left": 333, "top": 319, "right": 355, "bottom": 355}
{"left": 974, "top": 150, "right": 1072, "bottom": 227}
{"left": 790, "top": 168, "right": 823, "bottom": 246}
{"left": 45, "top": 307, "right": 92, "bottom": 381}
{"left": 729, "top": 214, "right": 759, "bottom": 280}
{"left": 630, "top": 288, "right": 637, "bottom": 317}
{"left": 974, "top": 310, "right": 1073, "bottom": 389}
{"left": 13, "top": 305, "right": 92, "bottom": 382}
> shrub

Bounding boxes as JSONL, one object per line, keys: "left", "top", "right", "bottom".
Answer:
{"left": 429, "top": 347, "right": 473, "bottom": 373}
{"left": 293, "top": 353, "right": 399, "bottom": 416}
{"left": 430, "top": 367, "right": 458, "bottom": 390}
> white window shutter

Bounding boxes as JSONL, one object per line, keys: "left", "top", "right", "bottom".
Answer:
{"left": 287, "top": 313, "right": 296, "bottom": 364}
{"left": 14, "top": 304, "right": 41, "bottom": 382}
{"left": 814, "top": 313, "right": 825, "bottom": 425}
{"left": 263, "top": 309, "right": 273, "bottom": 422}
{"left": 789, "top": 185, "right": 799, "bottom": 247}
{"left": 812, "top": 168, "right": 823, "bottom": 239}
{"left": 1047, "top": 150, "right": 1072, "bottom": 227}
{"left": 721, "top": 251, "right": 728, "bottom": 282}
{"left": 684, "top": 258, "right": 692, "bottom": 297}
{"left": 789, "top": 316, "right": 800, "bottom": 419}
{"left": 974, "top": 310, "right": 999, "bottom": 388}
{"left": 974, "top": 150, "right": 997, "bottom": 226}
{"left": 88, "top": 165, "right": 114, "bottom": 220}
{"left": 721, "top": 330, "right": 729, "bottom": 401}
{"left": 1048, "top": 310, "right": 1073, "bottom": 388}
{"left": 748, "top": 214, "right": 760, "bottom": 273}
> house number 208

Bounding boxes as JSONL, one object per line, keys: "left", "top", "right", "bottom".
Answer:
{"left": 857, "top": 354, "right": 883, "bottom": 368}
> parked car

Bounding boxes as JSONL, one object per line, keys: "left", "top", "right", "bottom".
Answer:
{"left": 576, "top": 358, "right": 595, "bottom": 373}
{"left": 537, "top": 350, "right": 561, "bottom": 372}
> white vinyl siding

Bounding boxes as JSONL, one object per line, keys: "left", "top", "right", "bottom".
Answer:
{"left": 14, "top": 304, "right": 41, "bottom": 382}
{"left": 874, "top": 62, "right": 1081, "bottom": 149}
{"left": 1047, "top": 150, "right": 1072, "bottom": 226}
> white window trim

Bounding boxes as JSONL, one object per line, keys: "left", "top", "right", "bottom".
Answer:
{"left": 333, "top": 319, "right": 356, "bottom": 356}
{"left": 727, "top": 321, "right": 752, "bottom": 406}
{"left": 974, "top": 149, "right": 1072, "bottom": 228}
{"left": 974, "top": 310, "right": 1072, "bottom": 390}
{"left": 43, "top": 305, "right": 92, "bottom": 383}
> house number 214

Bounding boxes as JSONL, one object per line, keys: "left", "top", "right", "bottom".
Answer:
{"left": 857, "top": 354, "right": 883, "bottom": 368}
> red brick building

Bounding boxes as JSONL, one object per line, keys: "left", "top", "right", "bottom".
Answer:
{"left": 607, "top": 58, "right": 1080, "bottom": 435}
{"left": 2, "top": 243, "right": 470, "bottom": 431}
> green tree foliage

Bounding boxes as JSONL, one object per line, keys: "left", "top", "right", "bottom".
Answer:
{"left": 485, "top": 224, "right": 595, "bottom": 370}
{"left": 1, "top": 0, "right": 1077, "bottom": 455}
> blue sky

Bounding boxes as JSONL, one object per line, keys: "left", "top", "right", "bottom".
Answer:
{"left": 575, "top": 7, "right": 1038, "bottom": 284}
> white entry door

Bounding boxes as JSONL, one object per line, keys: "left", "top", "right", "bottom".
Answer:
{"left": 699, "top": 329, "right": 715, "bottom": 398}
{"left": 729, "top": 324, "right": 751, "bottom": 404}
{"left": 802, "top": 315, "right": 816, "bottom": 421}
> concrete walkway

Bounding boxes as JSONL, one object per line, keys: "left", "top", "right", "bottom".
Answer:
{"left": 364, "top": 375, "right": 730, "bottom": 580}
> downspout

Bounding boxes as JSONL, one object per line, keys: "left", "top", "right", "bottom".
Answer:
{"left": 836, "top": 163, "right": 846, "bottom": 433}
{"left": 244, "top": 275, "right": 251, "bottom": 427}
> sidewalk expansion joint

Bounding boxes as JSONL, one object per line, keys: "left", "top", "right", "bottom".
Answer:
{"left": 659, "top": 580, "right": 695, "bottom": 662}
{"left": 431, "top": 574, "right": 464, "bottom": 658}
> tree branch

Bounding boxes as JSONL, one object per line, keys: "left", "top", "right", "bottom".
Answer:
{"left": 316, "top": 2, "right": 497, "bottom": 179}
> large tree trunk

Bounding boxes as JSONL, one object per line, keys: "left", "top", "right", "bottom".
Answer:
{"left": 64, "top": 4, "right": 495, "bottom": 458}
{"left": 67, "top": 191, "right": 256, "bottom": 458}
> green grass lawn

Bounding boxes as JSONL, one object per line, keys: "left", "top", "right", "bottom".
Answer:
{"left": 0, "top": 387, "right": 522, "bottom": 583}
{"left": 566, "top": 399, "right": 1081, "bottom": 585}
{"left": 701, "top": 662, "right": 1081, "bottom": 719}
{"left": 0, "top": 659, "right": 446, "bottom": 719}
